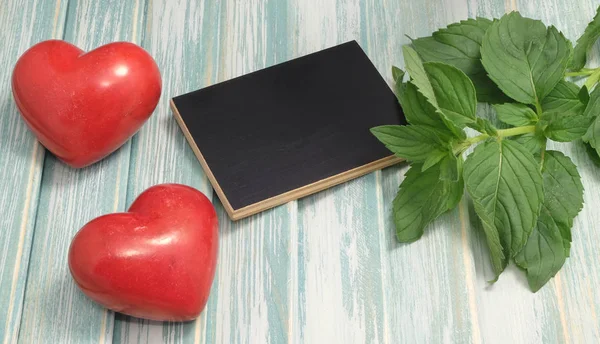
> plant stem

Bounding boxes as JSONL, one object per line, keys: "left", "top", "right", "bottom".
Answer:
{"left": 453, "top": 125, "right": 536, "bottom": 156}
{"left": 585, "top": 69, "right": 600, "bottom": 90}
{"left": 566, "top": 69, "right": 596, "bottom": 77}
{"left": 497, "top": 125, "right": 536, "bottom": 138}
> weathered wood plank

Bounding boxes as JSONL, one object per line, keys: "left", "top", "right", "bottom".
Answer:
{"left": 203, "top": 1, "right": 293, "bottom": 343}
{"left": 373, "top": 0, "right": 484, "bottom": 342}
{"left": 0, "top": 0, "right": 68, "bottom": 342}
{"left": 112, "top": 0, "right": 220, "bottom": 342}
{"left": 16, "top": 0, "right": 147, "bottom": 343}
{"left": 283, "top": 1, "right": 389, "bottom": 342}
{"left": 450, "top": 1, "right": 600, "bottom": 343}
{"left": 516, "top": 1, "right": 600, "bottom": 343}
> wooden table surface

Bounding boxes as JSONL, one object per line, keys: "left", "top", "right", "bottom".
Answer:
{"left": 1, "top": 0, "right": 600, "bottom": 343}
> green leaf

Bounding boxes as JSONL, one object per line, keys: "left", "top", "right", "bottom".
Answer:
{"left": 423, "top": 62, "right": 478, "bottom": 127}
{"left": 400, "top": 54, "right": 466, "bottom": 140}
{"left": 540, "top": 151, "right": 583, "bottom": 244}
{"left": 392, "top": 65, "right": 405, "bottom": 82}
{"left": 583, "top": 84, "right": 600, "bottom": 117}
{"left": 514, "top": 207, "right": 567, "bottom": 292}
{"left": 481, "top": 12, "right": 573, "bottom": 105}
{"left": 542, "top": 80, "right": 587, "bottom": 116}
{"left": 570, "top": 6, "right": 600, "bottom": 71}
{"left": 515, "top": 151, "right": 583, "bottom": 291}
{"left": 393, "top": 162, "right": 463, "bottom": 242}
{"left": 440, "top": 152, "right": 459, "bottom": 181}
{"left": 403, "top": 46, "right": 436, "bottom": 102}
{"left": 467, "top": 118, "right": 498, "bottom": 136}
{"left": 412, "top": 17, "right": 509, "bottom": 103}
{"left": 422, "top": 150, "right": 447, "bottom": 171}
{"left": 463, "top": 139, "right": 544, "bottom": 277}
{"left": 513, "top": 133, "right": 545, "bottom": 157}
{"left": 392, "top": 66, "right": 407, "bottom": 101}
{"left": 583, "top": 86, "right": 600, "bottom": 156}
{"left": 446, "top": 155, "right": 465, "bottom": 209}
{"left": 403, "top": 47, "right": 475, "bottom": 132}
{"left": 542, "top": 112, "right": 593, "bottom": 142}
{"left": 370, "top": 125, "right": 451, "bottom": 162}
{"left": 493, "top": 103, "right": 538, "bottom": 127}
{"left": 584, "top": 117, "right": 600, "bottom": 156}
{"left": 401, "top": 82, "right": 450, "bottom": 130}
{"left": 579, "top": 85, "right": 590, "bottom": 105}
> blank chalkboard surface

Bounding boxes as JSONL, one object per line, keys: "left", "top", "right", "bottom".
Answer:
{"left": 171, "top": 40, "right": 406, "bottom": 220}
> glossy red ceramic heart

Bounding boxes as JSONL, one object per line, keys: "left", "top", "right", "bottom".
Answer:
{"left": 12, "top": 40, "right": 161, "bottom": 168}
{"left": 68, "top": 184, "right": 219, "bottom": 321}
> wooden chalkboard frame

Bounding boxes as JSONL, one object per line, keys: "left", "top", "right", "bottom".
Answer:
{"left": 171, "top": 41, "right": 405, "bottom": 220}
{"left": 172, "top": 100, "right": 401, "bottom": 220}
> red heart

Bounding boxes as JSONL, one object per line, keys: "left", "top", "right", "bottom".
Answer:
{"left": 68, "top": 184, "right": 219, "bottom": 321}
{"left": 12, "top": 40, "right": 161, "bottom": 168}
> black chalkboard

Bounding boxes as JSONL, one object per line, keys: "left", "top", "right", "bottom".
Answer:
{"left": 171, "top": 40, "right": 406, "bottom": 220}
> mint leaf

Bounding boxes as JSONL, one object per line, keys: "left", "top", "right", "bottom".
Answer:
{"left": 515, "top": 207, "right": 567, "bottom": 292}
{"left": 542, "top": 112, "right": 592, "bottom": 142}
{"left": 464, "top": 139, "right": 544, "bottom": 276}
{"left": 401, "top": 82, "right": 449, "bottom": 130}
{"left": 542, "top": 80, "right": 587, "bottom": 116}
{"left": 467, "top": 118, "right": 498, "bottom": 136}
{"left": 422, "top": 150, "right": 447, "bottom": 171}
{"left": 401, "top": 48, "right": 467, "bottom": 139}
{"left": 392, "top": 65, "right": 405, "bottom": 82}
{"left": 539, "top": 151, "right": 583, "bottom": 246}
{"left": 513, "top": 134, "right": 545, "bottom": 157}
{"left": 583, "top": 86, "right": 600, "bottom": 156}
{"left": 370, "top": 125, "right": 451, "bottom": 162}
{"left": 440, "top": 152, "right": 459, "bottom": 181}
{"left": 393, "top": 162, "right": 463, "bottom": 242}
{"left": 392, "top": 66, "right": 406, "bottom": 101}
{"left": 515, "top": 151, "right": 583, "bottom": 291}
{"left": 571, "top": 6, "right": 600, "bottom": 71}
{"left": 583, "top": 84, "right": 600, "bottom": 117}
{"left": 481, "top": 12, "right": 572, "bottom": 105}
{"left": 584, "top": 118, "right": 600, "bottom": 156}
{"left": 493, "top": 103, "right": 538, "bottom": 127}
{"left": 423, "top": 62, "right": 478, "bottom": 127}
{"left": 403, "top": 46, "right": 436, "bottom": 102}
{"left": 579, "top": 85, "right": 590, "bottom": 105}
{"left": 412, "top": 18, "right": 508, "bottom": 103}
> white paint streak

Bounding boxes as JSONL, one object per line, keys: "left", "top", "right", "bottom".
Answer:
{"left": 459, "top": 200, "right": 481, "bottom": 344}
{"left": 288, "top": 201, "right": 299, "bottom": 344}
{"left": 553, "top": 274, "right": 571, "bottom": 344}
{"left": 374, "top": 171, "right": 389, "bottom": 344}
{"left": 3, "top": 142, "right": 39, "bottom": 344}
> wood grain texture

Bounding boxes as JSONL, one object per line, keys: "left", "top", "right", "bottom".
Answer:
{"left": 15, "top": 0, "right": 147, "bottom": 343}
{"left": 374, "top": 0, "right": 481, "bottom": 342}
{"left": 0, "top": 0, "right": 68, "bottom": 343}
{"left": 2, "top": 0, "right": 600, "bottom": 343}
{"left": 112, "top": 0, "right": 217, "bottom": 342}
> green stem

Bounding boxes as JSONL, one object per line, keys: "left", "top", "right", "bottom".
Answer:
{"left": 566, "top": 70, "right": 596, "bottom": 77}
{"left": 497, "top": 125, "right": 536, "bottom": 138}
{"left": 453, "top": 125, "right": 536, "bottom": 156}
{"left": 585, "top": 69, "right": 600, "bottom": 90}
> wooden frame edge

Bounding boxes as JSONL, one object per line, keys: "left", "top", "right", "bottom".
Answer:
{"left": 171, "top": 98, "right": 404, "bottom": 221}
{"left": 230, "top": 155, "right": 402, "bottom": 220}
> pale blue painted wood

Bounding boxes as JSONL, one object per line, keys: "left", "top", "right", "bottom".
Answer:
{"left": 15, "top": 1, "right": 147, "bottom": 343}
{"left": 112, "top": 0, "right": 219, "bottom": 342}
{"left": 1, "top": 0, "right": 600, "bottom": 343}
{"left": 372, "top": 1, "right": 483, "bottom": 342}
{"left": 0, "top": 0, "right": 68, "bottom": 343}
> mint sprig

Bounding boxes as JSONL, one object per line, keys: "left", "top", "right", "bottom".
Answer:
{"left": 373, "top": 9, "right": 600, "bottom": 292}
